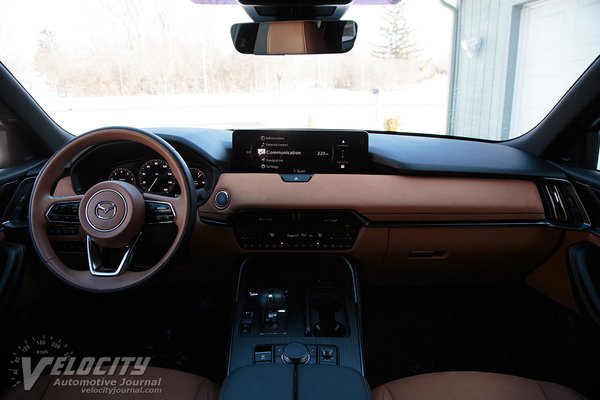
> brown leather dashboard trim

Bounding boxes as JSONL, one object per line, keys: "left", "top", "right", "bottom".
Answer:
{"left": 383, "top": 226, "right": 560, "bottom": 283}
{"left": 198, "top": 174, "right": 545, "bottom": 222}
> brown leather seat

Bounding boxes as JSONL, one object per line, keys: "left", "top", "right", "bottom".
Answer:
{"left": 373, "top": 371, "right": 586, "bottom": 400}
{"left": 3, "top": 367, "right": 218, "bottom": 400}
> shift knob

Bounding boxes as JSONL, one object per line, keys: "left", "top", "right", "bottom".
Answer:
{"left": 257, "top": 288, "right": 286, "bottom": 312}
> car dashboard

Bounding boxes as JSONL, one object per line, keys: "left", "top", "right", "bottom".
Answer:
{"left": 49, "top": 128, "right": 589, "bottom": 289}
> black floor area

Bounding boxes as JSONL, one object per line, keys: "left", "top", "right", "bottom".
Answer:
{"left": 0, "top": 282, "right": 232, "bottom": 391}
{"left": 3, "top": 279, "right": 600, "bottom": 399}
{"left": 361, "top": 284, "right": 600, "bottom": 399}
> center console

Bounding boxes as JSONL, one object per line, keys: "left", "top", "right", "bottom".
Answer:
{"left": 221, "top": 255, "right": 370, "bottom": 400}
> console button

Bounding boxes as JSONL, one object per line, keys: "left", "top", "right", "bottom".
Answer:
{"left": 321, "top": 347, "right": 334, "bottom": 359}
{"left": 307, "top": 345, "right": 317, "bottom": 365}
{"left": 254, "top": 351, "right": 272, "bottom": 363}
{"left": 254, "top": 345, "right": 273, "bottom": 364}
{"left": 274, "top": 345, "right": 285, "bottom": 364}
{"left": 318, "top": 345, "right": 338, "bottom": 365}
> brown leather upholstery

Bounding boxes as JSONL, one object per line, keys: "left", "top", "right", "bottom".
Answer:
{"left": 372, "top": 372, "right": 586, "bottom": 400}
{"left": 3, "top": 367, "right": 218, "bottom": 400}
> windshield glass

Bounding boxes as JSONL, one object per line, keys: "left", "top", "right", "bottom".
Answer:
{"left": 1, "top": 0, "right": 599, "bottom": 140}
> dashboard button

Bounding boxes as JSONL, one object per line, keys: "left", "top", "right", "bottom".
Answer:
{"left": 280, "top": 174, "right": 312, "bottom": 183}
{"left": 214, "top": 190, "right": 230, "bottom": 209}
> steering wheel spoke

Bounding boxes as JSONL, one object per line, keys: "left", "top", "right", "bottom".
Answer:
{"left": 87, "top": 234, "right": 141, "bottom": 276}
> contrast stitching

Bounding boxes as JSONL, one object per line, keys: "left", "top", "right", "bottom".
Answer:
{"left": 383, "top": 384, "right": 395, "bottom": 400}
{"left": 536, "top": 380, "right": 549, "bottom": 400}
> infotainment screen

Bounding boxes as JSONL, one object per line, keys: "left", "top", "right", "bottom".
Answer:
{"left": 232, "top": 130, "right": 369, "bottom": 174}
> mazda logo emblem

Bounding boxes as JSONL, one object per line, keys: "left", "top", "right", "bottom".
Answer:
{"left": 95, "top": 201, "right": 117, "bottom": 220}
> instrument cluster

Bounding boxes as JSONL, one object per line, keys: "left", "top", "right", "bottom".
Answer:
{"left": 108, "top": 158, "right": 209, "bottom": 195}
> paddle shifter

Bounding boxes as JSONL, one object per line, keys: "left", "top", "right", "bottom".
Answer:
{"left": 257, "top": 288, "right": 286, "bottom": 331}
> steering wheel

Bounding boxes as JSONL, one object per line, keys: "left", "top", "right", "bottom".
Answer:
{"left": 29, "top": 127, "right": 197, "bottom": 292}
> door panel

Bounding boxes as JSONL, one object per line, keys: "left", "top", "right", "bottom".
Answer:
{"left": 0, "top": 162, "right": 43, "bottom": 314}
{"left": 548, "top": 162, "right": 600, "bottom": 322}
{"left": 0, "top": 241, "right": 24, "bottom": 314}
{"left": 568, "top": 242, "right": 600, "bottom": 325}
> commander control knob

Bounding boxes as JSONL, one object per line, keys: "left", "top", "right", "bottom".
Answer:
{"left": 282, "top": 343, "right": 310, "bottom": 365}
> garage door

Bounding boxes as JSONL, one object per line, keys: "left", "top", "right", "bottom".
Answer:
{"left": 510, "top": 0, "right": 600, "bottom": 136}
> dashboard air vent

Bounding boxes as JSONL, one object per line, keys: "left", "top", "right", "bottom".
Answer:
{"left": 539, "top": 179, "right": 588, "bottom": 228}
{"left": 1, "top": 177, "right": 35, "bottom": 229}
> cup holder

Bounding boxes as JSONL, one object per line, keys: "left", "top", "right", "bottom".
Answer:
{"left": 310, "top": 294, "right": 347, "bottom": 338}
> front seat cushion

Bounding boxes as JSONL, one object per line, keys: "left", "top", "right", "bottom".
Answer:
{"left": 3, "top": 367, "right": 219, "bottom": 400}
{"left": 372, "top": 371, "right": 586, "bottom": 400}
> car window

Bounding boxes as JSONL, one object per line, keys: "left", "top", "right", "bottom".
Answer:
{"left": 0, "top": 0, "right": 599, "bottom": 139}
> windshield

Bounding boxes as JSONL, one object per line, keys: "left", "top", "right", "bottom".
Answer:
{"left": 1, "top": 0, "right": 599, "bottom": 140}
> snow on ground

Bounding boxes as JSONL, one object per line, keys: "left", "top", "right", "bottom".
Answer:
{"left": 41, "top": 75, "right": 449, "bottom": 135}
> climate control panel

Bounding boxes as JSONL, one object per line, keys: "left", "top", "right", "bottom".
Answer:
{"left": 233, "top": 211, "right": 363, "bottom": 250}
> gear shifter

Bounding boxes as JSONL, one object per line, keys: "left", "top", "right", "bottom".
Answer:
{"left": 257, "top": 288, "right": 286, "bottom": 330}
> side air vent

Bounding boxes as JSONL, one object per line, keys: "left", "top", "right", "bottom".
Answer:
{"left": 539, "top": 179, "right": 589, "bottom": 228}
{"left": 1, "top": 177, "right": 36, "bottom": 229}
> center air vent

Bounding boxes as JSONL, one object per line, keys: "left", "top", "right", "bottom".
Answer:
{"left": 539, "top": 179, "right": 589, "bottom": 228}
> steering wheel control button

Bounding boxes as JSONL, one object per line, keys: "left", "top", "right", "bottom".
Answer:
{"left": 145, "top": 201, "right": 175, "bottom": 224}
{"left": 46, "top": 202, "right": 80, "bottom": 223}
{"left": 280, "top": 174, "right": 312, "bottom": 183}
{"left": 214, "top": 190, "right": 230, "bottom": 209}
{"left": 282, "top": 343, "right": 310, "bottom": 365}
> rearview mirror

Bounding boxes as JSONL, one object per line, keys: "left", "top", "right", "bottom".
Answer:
{"left": 231, "top": 20, "right": 357, "bottom": 55}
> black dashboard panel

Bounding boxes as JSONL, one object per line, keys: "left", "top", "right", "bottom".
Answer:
{"left": 367, "top": 133, "right": 566, "bottom": 178}
{"left": 148, "top": 128, "right": 565, "bottom": 179}
{"left": 68, "top": 128, "right": 566, "bottom": 200}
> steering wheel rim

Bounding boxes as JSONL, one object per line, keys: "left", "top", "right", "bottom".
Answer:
{"left": 29, "top": 127, "right": 197, "bottom": 292}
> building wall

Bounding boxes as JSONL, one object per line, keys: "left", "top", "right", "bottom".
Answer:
{"left": 451, "top": 0, "right": 600, "bottom": 140}
{"left": 450, "top": 0, "right": 528, "bottom": 140}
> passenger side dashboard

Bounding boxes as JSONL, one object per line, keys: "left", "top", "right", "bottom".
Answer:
{"left": 195, "top": 173, "right": 561, "bottom": 283}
